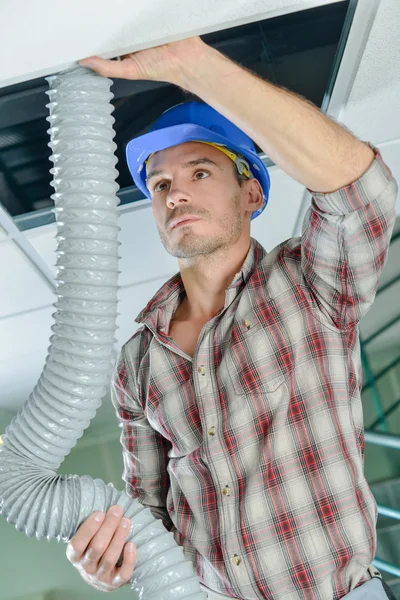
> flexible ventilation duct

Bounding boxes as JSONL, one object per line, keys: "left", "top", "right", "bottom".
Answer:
{"left": 0, "top": 65, "right": 206, "bottom": 600}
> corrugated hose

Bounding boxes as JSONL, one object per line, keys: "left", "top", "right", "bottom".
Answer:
{"left": 0, "top": 65, "right": 206, "bottom": 600}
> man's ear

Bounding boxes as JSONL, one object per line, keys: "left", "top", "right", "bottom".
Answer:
{"left": 245, "top": 178, "right": 264, "bottom": 214}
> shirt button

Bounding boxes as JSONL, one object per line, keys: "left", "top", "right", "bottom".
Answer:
{"left": 222, "top": 486, "right": 232, "bottom": 496}
{"left": 243, "top": 320, "right": 251, "bottom": 330}
{"left": 208, "top": 426, "right": 216, "bottom": 436}
{"left": 232, "top": 554, "right": 241, "bottom": 566}
{"left": 198, "top": 366, "right": 206, "bottom": 376}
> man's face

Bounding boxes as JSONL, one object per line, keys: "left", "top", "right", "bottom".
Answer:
{"left": 146, "top": 141, "right": 263, "bottom": 260}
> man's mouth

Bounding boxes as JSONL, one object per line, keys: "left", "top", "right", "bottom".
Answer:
{"left": 171, "top": 217, "right": 201, "bottom": 229}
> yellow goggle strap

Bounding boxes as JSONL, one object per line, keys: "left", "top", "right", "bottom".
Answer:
{"left": 145, "top": 141, "right": 253, "bottom": 179}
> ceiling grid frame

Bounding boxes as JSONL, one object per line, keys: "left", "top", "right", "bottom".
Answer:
{"left": 0, "top": 0, "right": 399, "bottom": 418}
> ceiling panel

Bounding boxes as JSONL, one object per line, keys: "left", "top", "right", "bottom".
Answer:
{"left": 0, "top": 306, "right": 53, "bottom": 410}
{"left": 116, "top": 279, "right": 175, "bottom": 347}
{"left": 0, "top": 0, "right": 350, "bottom": 221}
{"left": 0, "top": 0, "right": 344, "bottom": 88}
{"left": 251, "top": 168, "right": 306, "bottom": 250}
{"left": 25, "top": 204, "right": 179, "bottom": 288}
{"left": 0, "top": 165, "right": 304, "bottom": 412}
{"left": 115, "top": 170, "right": 305, "bottom": 338}
{"left": 120, "top": 167, "right": 304, "bottom": 282}
{"left": 338, "top": 0, "right": 400, "bottom": 142}
{"left": 0, "top": 240, "right": 54, "bottom": 318}
{"left": 1, "top": 0, "right": 400, "bottom": 423}
{"left": 24, "top": 224, "right": 57, "bottom": 276}
{"left": 0, "top": 352, "right": 46, "bottom": 411}
{"left": 0, "top": 279, "right": 177, "bottom": 412}
{"left": 117, "top": 207, "right": 179, "bottom": 288}
{"left": 25, "top": 164, "right": 305, "bottom": 292}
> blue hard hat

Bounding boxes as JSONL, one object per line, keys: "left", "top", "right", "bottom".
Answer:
{"left": 125, "top": 101, "right": 270, "bottom": 220}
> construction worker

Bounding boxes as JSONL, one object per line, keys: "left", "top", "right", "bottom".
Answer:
{"left": 66, "top": 36, "right": 398, "bottom": 599}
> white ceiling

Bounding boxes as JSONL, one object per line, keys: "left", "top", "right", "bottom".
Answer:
{"left": 0, "top": 0, "right": 343, "bottom": 88}
{"left": 1, "top": 0, "right": 400, "bottom": 420}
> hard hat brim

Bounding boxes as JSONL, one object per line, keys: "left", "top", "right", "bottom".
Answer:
{"left": 126, "top": 123, "right": 270, "bottom": 220}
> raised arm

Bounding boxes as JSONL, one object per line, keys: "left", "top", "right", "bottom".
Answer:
{"left": 299, "top": 142, "right": 397, "bottom": 329}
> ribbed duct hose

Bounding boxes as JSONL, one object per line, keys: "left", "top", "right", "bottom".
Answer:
{"left": 0, "top": 65, "right": 206, "bottom": 600}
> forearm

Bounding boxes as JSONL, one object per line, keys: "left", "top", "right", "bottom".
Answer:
{"left": 180, "top": 42, "right": 374, "bottom": 193}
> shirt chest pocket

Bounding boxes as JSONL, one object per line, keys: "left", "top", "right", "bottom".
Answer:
{"left": 226, "top": 317, "right": 293, "bottom": 395}
{"left": 146, "top": 368, "right": 202, "bottom": 455}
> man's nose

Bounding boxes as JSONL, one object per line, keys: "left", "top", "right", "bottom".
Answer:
{"left": 166, "top": 186, "right": 191, "bottom": 208}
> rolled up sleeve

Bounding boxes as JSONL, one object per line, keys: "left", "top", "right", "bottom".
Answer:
{"left": 301, "top": 141, "right": 398, "bottom": 330}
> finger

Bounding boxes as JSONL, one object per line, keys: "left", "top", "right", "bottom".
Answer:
{"left": 79, "top": 56, "right": 137, "bottom": 79}
{"left": 66, "top": 511, "right": 105, "bottom": 564}
{"left": 112, "top": 542, "right": 137, "bottom": 588}
{"left": 79, "top": 505, "right": 124, "bottom": 572}
{"left": 97, "top": 517, "right": 131, "bottom": 575}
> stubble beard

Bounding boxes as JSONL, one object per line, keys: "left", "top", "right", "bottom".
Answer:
{"left": 158, "top": 193, "right": 243, "bottom": 259}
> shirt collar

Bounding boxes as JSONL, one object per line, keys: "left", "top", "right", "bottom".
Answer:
{"left": 134, "top": 237, "right": 264, "bottom": 332}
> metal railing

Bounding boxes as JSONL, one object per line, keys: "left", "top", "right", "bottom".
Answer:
{"left": 361, "top": 228, "right": 400, "bottom": 581}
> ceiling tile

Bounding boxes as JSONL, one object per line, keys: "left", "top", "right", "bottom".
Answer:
{"left": 341, "top": 0, "right": 400, "bottom": 143}
{"left": 115, "top": 173, "right": 304, "bottom": 348}
{"left": 0, "top": 224, "right": 8, "bottom": 241}
{"left": 115, "top": 279, "right": 172, "bottom": 349}
{"left": 118, "top": 165, "right": 305, "bottom": 291}
{"left": 251, "top": 168, "right": 305, "bottom": 251}
{"left": 0, "top": 0, "right": 343, "bottom": 87}
{"left": 0, "top": 240, "right": 54, "bottom": 318}
{"left": 25, "top": 224, "right": 57, "bottom": 275}
{"left": 0, "top": 306, "right": 53, "bottom": 410}
{"left": 118, "top": 208, "right": 178, "bottom": 288}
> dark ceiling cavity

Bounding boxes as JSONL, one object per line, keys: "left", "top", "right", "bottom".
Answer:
{"left": 0, "top": 1, "right": 350, "bottom": 230}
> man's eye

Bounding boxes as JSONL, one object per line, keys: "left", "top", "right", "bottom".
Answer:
{"left": 193, "top": 170, "right": 210, "bottom": 179}
{"left": 153, "top": 181, "right": 168, "bottom": 193}
{"left": 153, "top": 170, "right": 210, "bottom": 193}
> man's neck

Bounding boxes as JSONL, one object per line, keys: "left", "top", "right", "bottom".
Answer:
{"left": 176, "top": 238, "right": 251, "bottom": 323}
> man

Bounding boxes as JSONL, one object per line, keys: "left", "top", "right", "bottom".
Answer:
{"left": 66, "top": 36, "right": 398, "bottom": 599}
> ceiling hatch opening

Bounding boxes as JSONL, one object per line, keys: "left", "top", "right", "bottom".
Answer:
{"left": 0, "top": 0, "right": 351, "bottom": 231}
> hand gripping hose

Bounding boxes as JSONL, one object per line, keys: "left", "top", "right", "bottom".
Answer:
{"left": 0, "top": 66, "right": 206, "bottom": 600}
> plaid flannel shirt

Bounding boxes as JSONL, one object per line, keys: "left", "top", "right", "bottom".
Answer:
{"left": 111, "top": 141, "right": 398, "bottom": 600}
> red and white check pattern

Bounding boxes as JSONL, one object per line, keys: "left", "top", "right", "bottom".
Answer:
{"left": 112, "top": 142, "right": 398, "bottom": 600}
